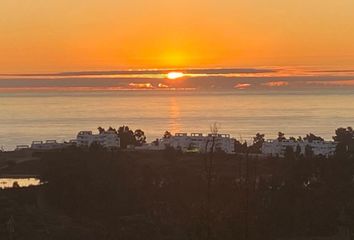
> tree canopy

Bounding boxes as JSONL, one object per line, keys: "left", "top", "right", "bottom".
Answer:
{"left": 304, "top": 133, "right": 324, "bottom": 142}
{"left": 118, "top": 126, "right": 136, "bottom": 149}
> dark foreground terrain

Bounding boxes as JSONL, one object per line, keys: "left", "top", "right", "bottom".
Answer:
{"left": 1, "top": 147, "right": 354, "bottom": 240}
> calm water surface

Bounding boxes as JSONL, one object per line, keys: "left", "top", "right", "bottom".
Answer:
{"left": 0, "top": 178, "right": 42, "bottom": 189}
{"left": 1, "top": 90, "right": 354, "bottom": 150}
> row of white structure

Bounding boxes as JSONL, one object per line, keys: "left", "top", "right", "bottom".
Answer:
{"left": 17, "top": 129, "right": 339, "bottom": 157}
{"left": 76, "top": 130, "right": 120, "bottom": 148}
{"left": 261, "top": 139, "right": 337, "bottom": 157}
{"left": 18, "top": 130, "right": 236, "bottom": 154}
{"left": 137, "top": 133, "right": 236, "bottom": 154}
{"left": 22, "top": 130, "right": 120, "bottom": 151}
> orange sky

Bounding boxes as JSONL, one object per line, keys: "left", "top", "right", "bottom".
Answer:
{"left": 1, "top": 0, "right": 354, "bottom": 73}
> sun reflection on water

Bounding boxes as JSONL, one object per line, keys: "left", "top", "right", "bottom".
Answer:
{"left": 168, "top": 97, "right": 181, "bottom": 134}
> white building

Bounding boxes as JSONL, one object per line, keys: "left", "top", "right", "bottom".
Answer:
{"left": 31, "top": 140, "right": 67, "bottom": 150}
{"left": 262, "top": 139, "right": 337, "bottom": 158}
{"left": 76, "top": 130, "right": 120, "bottom": 149}
{"left": 15, "top": 145, "right": 30, "bottom": 151}
{"left": 160, "top": 133, "right": 236, "bottom": 154}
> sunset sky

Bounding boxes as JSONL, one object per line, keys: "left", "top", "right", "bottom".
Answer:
{"left": 1, "top": 0, "right": 354, "bottom": 74}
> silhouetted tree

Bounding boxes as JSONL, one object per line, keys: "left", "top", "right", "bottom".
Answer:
{"left": 204, "top": 123, "right": 219, "bottom": 240}
{"left": 305, "top": 144, "right": 314, "bottom": 158}
{"left": 284, "top": 146, "right": 295, "bottom": 159}
{"left": 163, "top": 131, "right": 172, "bottom": 138}
{"left": 295, "top": 144, "right": 302, "bottom": 157}
{"left": 250, "top": 133, "right": 265, "bottom": 153}
{"left": 37, "top": 133, "right": 354, "bottom": 240}
{"left": 242, "top": 141, "right": 248, "bottom": 152}
{"left": 118, "top": 125, "right": 136, "bottom": 148}
{"left": 107, "top": 126, "right": 117, "bottom": 133}
{"left": 333, "top": 127, "right": 354, "bottom": 155}
{"left": 304, "top": 133, "right": 324, "bottom": 142}
{"left": 97, "top": 126, "right": 105, "bottom": 134}
{"left": 277, "top": 132, "right": 286, "bottom": 142}
{"left": 235, "top": 140, "right": 248, "bottom": 153}
{"left": 134, "top": 129, "right": 147, "bottom": 146}
{"left": 89, "top": 141, "right": 104, "bottom": 152}
{"left": 333, "top": 127, "right": 354, "bottom": 143}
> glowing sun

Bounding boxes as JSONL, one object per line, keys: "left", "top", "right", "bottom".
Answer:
{"left": 167, "top": 72, "right": 184, "bottom": 79}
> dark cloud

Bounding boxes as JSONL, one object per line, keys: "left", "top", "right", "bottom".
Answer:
{"left": 310, "top": 69, "right": 354, "bottom": 73}
{"left": 1, "top": 70, "right": 354, "bottom": 90}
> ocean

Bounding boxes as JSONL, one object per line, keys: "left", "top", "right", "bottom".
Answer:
{"left": 1, "top": 89, "right": 354, "bottom": 150}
